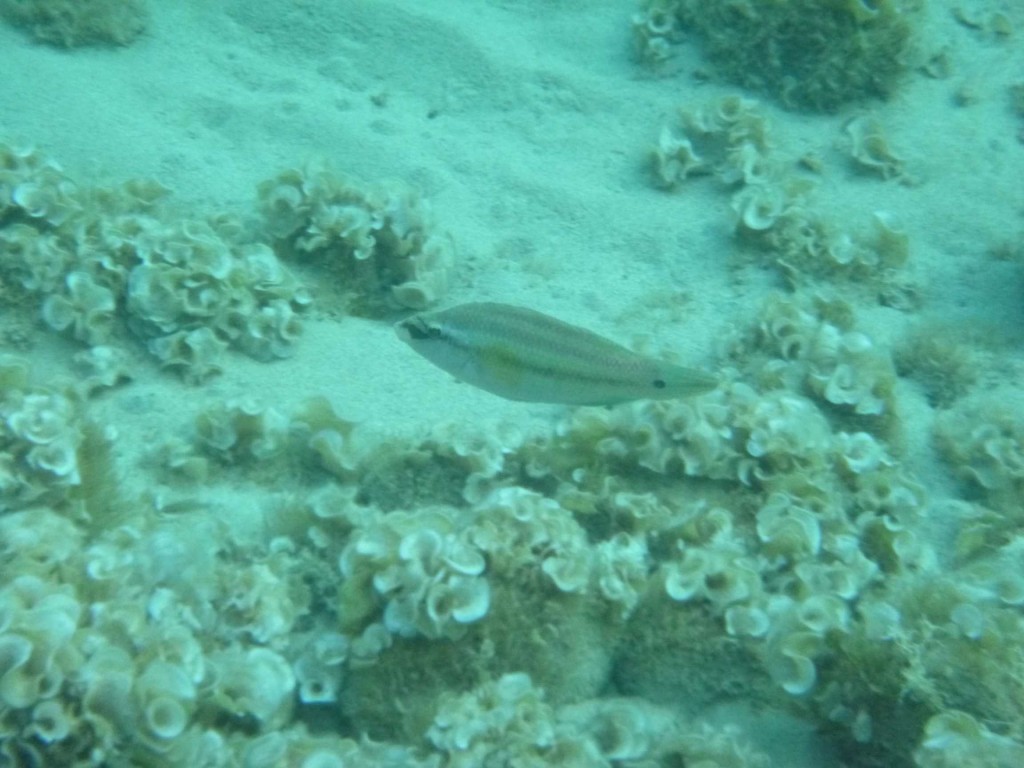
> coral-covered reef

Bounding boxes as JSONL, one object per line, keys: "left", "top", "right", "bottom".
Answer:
{"left": 634, "top": 0, "right": 920, "bottom": 111}
{"left": 0, "top": 141, "right": 453, "bottom": 383}
{"left": 0, "top": 141, "right": 311, "bottom": 383}
{"left": 1, "top": 0, "right": 1020, "bottom": 758}
{"left": 651, "top": 97, "right": 915, "bottom": 301}
{"left": 3, "top": 264, "right": 1020, "bottom": 765}
{"left": 0, "top": 0, "right": 146, "bottom": 47}
{"left": 257, "top": 161, "right": 453, "bottom": 317}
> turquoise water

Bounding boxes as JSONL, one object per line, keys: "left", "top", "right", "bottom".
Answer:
{"left": 1, "top": 2, "right": 1023, "bottom": 766}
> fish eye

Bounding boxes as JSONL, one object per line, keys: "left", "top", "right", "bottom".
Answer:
{"left": 652, "top": 378, "right": 666, "bottom": 389}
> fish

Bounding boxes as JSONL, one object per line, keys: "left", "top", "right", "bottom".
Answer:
{"left": 394, "top": 302, "right": 718, "bottom": 406}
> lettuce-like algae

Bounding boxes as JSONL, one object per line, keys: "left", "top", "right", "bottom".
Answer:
{"left": 634, "top": 0, "right": 919, "bottom": 112}
{"left": 0, "top": 0, "right": 146, "bottom": 47}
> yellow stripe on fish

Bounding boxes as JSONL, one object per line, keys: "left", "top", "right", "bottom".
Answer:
{"left": 394, "top": 302, "right": 718, "bottom": 405}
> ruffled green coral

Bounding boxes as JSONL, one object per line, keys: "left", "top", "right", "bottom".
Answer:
{"left": 0, "top": 0, "right": 146, "bottom": 47}
{"left": 650, "top": 100, "right": 913, "bottom": 295}
{"left": 0, "top": 140, "right": 311, "bottom": 383}
{"left": 257, "top": 161, "right": 453, "bottom": 317}
{"left": 0, "top": 372, "right": 85, "bottom": 514}
{"left": 428, "top": 674, "right": 772, "bottom": 768}
{"left": 894, "top": 326, "right": 977, "bottom": 407}
{"left": 934, "top": 394, "right": 1024, "bottom": 513}
{"left": 738, "top": 292, "right": 900, "bottom": 434}
{"left": 635, "top": 0, "right": 918, "bottom": 111}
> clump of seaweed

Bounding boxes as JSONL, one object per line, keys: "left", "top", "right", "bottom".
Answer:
{"left": 633, "top": 0, "right": 919, "bottom": 112}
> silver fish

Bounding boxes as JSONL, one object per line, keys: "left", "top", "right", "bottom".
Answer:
{"left": 395, "top": 302, "right": 717, "bottom": 405}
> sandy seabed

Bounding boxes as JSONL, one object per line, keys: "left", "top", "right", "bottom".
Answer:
{"left": 2, "top": 1, "right": 1024, "bottom": 766}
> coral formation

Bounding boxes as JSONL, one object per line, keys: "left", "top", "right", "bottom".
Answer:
{"left": 0, "top": 140, "right": 311, "bottom": 383}
{"left": 841, "top": 115, "right": 907, "bottom": 180}
{"left": 652, "top": 99, "right": 914, "bottom": 294}
{"left": 427, "top": 673, "right": 773, "bottom": 767}
{"left": 769, "top": 208, "right": 912, "bottom": 288}
{"left": 194, "top": 398, "right": 291, "bottom": 466}
{"left": 2, "top": 273, "right": 1022, "bottom": 768}
{"left": 934, "top": 394, "right": 1024, "bottom": 513}
{"left": 0, "top": 363, "right": 86, "bottom": 513}
{"left": 0, "top": 0, "right": 146, "bottom": 47}
{"left": 915, "top": 711, "right": 1024, "bottom": 768}
{"left": 733, "top": 292, "right": 901, "bottom": 435}
{"left": 257, "top": 161, "right": 453, "bottom": 317}
{"left": 894, "top": 326, "right": 977, "bottom": 407}
{"left": 652, "top": 96, "right": 773, "bottom": 190}
{"left": 634, "top": 0, "right": 919, "bottom": 111}
{"left": 338, "top": 506, "right": 491, "bottom": 641}
{"left": 0, "top": 112, "right": 1017, "bottom": 768}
